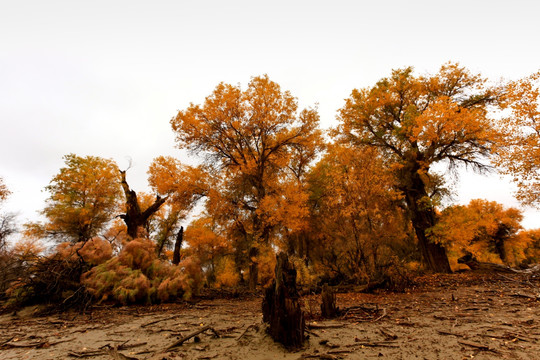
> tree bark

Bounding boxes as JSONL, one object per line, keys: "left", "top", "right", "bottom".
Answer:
{"left": 248, "top": 246, "right": 259, "bottom": 290}
{"left": 119, "top": 170, "right": 167, "bottom": 239}
{"left": 172, "top": 226, "right": 183, "bottom": 265}
{"left": 401, "top": 162, "right": 451, "bottom": 273}
{"left": 262, "top": 252, "right": 304, "bottom": 349}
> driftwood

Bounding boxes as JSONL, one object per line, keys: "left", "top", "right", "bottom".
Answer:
{"left": 262, "top": 252, "right": 305, "bottom": 349}
{"left": 68, "top": 342, "right": 147, "bottom": 358}
{"left": 165, "top": 325, "right": 220, "bottom": 351}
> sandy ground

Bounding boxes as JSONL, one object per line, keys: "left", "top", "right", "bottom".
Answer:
{"left": 1, "top": 272, "right": 539, "bottom": 360}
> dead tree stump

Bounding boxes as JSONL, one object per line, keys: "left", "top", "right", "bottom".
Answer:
{"left": 262, "top": 252, "right": 305, "bottom": 349}
{"left": 320, "top": 283, "right": 338, "bottom": 318}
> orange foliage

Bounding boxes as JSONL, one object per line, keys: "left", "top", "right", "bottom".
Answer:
{"left": 496, "top": 71, "right": 540, "bottom": 206}
{"left": 56, "top": 238, "right": 113, "bottom": 266}
{"left": 24, "top": 154, "right": 122, "bottom": 244}
{"left": 171, "top": 75, "right": 323, "bottom": 288}
{"left": 336, "top": 63, "right": 502, "bottom": 273}
{"left": 214, "top": 257, "right": 240, "bottom": 288}
{"left": 306, "top": 144, "right": 409, "bottom": 282}
{"left": 118, "top": 238, "right": 156, "bottom": 271}
{"left": 432, "top": 199, "right": 524, "bottom": 266}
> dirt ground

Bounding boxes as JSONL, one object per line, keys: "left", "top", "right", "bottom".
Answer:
{"left": 1, "top": 272, "right": 539, "bottom": 360}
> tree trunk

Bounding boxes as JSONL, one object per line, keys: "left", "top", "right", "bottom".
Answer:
{"left": 172, "top": 226, "right": 183, "bottom": 265}
{"left": 262, "top": 252, "right": 305, "bottom": 349}
{"left": 248, "top": 246, "right": 259, "bottom": 290}
{"left": 320, "top": 283, "right": 338, "bottom": 318}
{"left": 119, "top": 170, "right": 168, "bottom": 239}
{"left": 401, "top": 163, "right": 451, "bottom": 273}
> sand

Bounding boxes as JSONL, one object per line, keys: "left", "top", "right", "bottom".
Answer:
{"left": 1, "top": 272, "right": 538, "bottom": 359}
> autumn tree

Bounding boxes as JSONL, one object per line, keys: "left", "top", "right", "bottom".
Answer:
{"left": 306, "top": 144, "right": 410, "bottom": 283}
{"left": 171, "top": 75, "right": 322, "bottom": 289}
{"left": 0, "top": 177, "right": 16, "bottom": 251}
{"left": 496, "top": 71, "right": 540, "bottom": 206}
{"left": 147, "top": 156, "right": 209, "bottom": 254}
{"left": 25, "top": 154, "right": 123, "bottom": 244}
{"left": 184, "top": 216, "right": 232, "bottom": 284}
{"left": 432, "top": 199, "right": 523, "bottom": 265}
{"left": 337, "top": 63, "right": 500, "bottom": 272}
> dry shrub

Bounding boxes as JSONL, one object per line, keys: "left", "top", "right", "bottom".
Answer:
{"left": 56, "top": 238, "right": 112, "bottom": 266}
{"left": 177, "top": 256, "right": 204, "bottom": 298}
{"left": 377, "top": 258, "right": 413, "bottom": 292}
{"left": 5, "top": 254, "right": 92, "bottom": 310}
{"left": 82, "top": 238, "right": 201, "bottom": 305}
{"left": 290, "top": 255, "right": 317, "bottom": 288}
{"left": 118, "top": 238, "right": 155, "bottom": 271}
{"left": 1, "top": 239, "right": 97, "bottom": 311}
{"left": 113, "top": 270, "right": 151, "bottom": 304}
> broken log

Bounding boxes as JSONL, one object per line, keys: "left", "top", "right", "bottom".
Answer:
{"left": 262, "top": 252, "right": 305, "bottom": 349}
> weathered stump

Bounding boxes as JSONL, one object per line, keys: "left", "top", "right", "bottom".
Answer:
{"left": 320, "top": 283, "right": 338, "bottom": 318}
{"left": 262, "top": 252, "right": 305, "bottom": 349}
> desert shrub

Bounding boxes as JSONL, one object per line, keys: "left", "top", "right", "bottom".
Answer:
{"left": 118, "top": 238, "right": 155, "bottom": 271}
{"left": 177, "top": 256, "right": 204, "bottom": 298}
{"left": 1, "top": 238, "right": 97, "bottom": 311}
{"left": 82, "top": 238, "right": 201, "bottom": 305}
{"left": 56, "top": 238, "right": 113, "bottom": 266}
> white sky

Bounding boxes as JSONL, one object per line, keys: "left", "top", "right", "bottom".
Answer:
{"left": 1, "top": 0, "right": 539, "bottom": 230}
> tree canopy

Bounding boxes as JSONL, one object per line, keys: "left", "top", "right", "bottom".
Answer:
{"left": 171, "top": 75, "right": 323, "bottom": 288}
{"left": 26, "top": 154, "right": 123, "bottom": 244}
{"left": 337, "top": 63, "right": 501, "bottom": 272}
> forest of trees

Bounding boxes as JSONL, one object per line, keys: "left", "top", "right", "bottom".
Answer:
{"left": 1, "top": 63, "right": 540, "bottom": 307}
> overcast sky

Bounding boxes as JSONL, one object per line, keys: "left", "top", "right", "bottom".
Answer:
{"left": 1, "top": 0, "right": 539, "bottom": 230}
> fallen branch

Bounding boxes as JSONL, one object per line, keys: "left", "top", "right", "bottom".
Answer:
{"left": 165, "top": 325, "right": 220, "bottom": 351}
{"left": 437, "top": 330, "right": 465, "bottom": 338}
{"left": 0, "top": 336, "right": 15, "bottom": 348}
{"left": 4, "top": 337, "right": 74, "bottom": 349}
{"left": 458, "top": 340, "right": 499, "bottom": 353}
{"left": 306, "top": 323, "right": 347, "bottom": 329}
{"left": 372, "top": 308, "right": 387, "bottom": 322}
{"left": 380, "top": 328, "right": 397, "bottom": 340}
{"left": 103, "top": 345, "right": 139, "bottom": 360}
{"left": 236, "top": 324, "right": 259, "bottom": 340}
{"left": 510, "top": 292, "right": 539, "bottom": 300}
{"left": 141, "top": 314, "right": 182, "bottom": 328}
{"left": 300, "top": 354, "right": 338, "bottom": 359}
{"left": 353, "top": 340, "right": 399, "bottom": 348}
{"left": 68, "top": 342, "right": 147, "bottom": 358}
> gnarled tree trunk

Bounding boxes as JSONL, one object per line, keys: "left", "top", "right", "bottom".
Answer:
{"left": 172, "top": 226, "right": 184, "bottom": 265}
{"left": 119, "top": 170, "right": 167, "bottom": 239}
